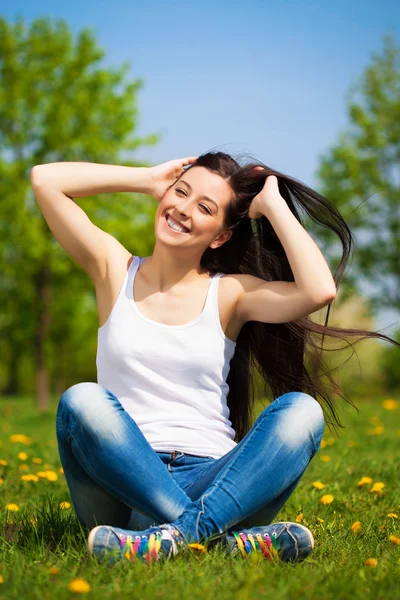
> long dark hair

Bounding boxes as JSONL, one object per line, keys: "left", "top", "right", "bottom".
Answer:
{"left": 175, "top": 151, "right": 400, "bottom": 441}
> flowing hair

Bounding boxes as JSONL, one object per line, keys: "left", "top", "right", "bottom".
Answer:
{"left": 171, "top": 151, "right": 400, "bottom": 441}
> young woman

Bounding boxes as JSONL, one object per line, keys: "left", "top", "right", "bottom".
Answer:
{"left": 31, "top": 152, "right": 398, "bottom": 565}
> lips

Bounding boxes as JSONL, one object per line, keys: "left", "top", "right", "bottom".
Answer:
{"left": 165, "top": 213, "right": 190, "bottom": 233}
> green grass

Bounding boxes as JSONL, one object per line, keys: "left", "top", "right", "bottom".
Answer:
{"left": 0, "top": 394, "right": 399, "bottom": 599}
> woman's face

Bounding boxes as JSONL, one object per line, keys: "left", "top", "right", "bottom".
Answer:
{"left": 155, "top": 166, "right": 234, "bottom": 251}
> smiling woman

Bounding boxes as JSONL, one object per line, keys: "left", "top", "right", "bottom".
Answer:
{"left": 31, "top": 151, "right": 400, "bottom": 566}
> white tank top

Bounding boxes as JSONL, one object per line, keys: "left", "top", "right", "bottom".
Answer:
{"left": 96, "top": 256, "right": 238, "bottom": 458}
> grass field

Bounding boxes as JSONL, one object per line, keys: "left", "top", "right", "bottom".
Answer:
{"left": 0, "top": 393, "right": 399, "bottom": 599}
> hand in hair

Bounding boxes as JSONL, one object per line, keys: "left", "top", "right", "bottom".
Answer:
{"left": 149, "top": 157, "right": 198, "bottom": 202}
{"left": 248, "top": 172, "right": 283, "bottom": 219}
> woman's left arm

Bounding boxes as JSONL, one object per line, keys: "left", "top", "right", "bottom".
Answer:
{"left": 249, "top": 175, "right": 337, "bottom": 301}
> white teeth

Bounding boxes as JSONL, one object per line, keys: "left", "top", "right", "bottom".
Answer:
{"left": 166, "top": 214, "right": 189, "bottom": 233}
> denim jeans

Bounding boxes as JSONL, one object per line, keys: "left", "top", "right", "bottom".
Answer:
{"left": 56, "top": 382, "right": 324, "bottom": 542}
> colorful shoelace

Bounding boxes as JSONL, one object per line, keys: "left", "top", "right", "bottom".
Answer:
{"left": 119, "top": 531, "right": 162, "bottom": 564}
{"left": 232, "top": 531, "right": 280, "bottom": 561}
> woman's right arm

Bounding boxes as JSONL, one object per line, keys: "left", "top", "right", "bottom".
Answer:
{"left": 30, "top": 163, "right": 153, "bottom": 282}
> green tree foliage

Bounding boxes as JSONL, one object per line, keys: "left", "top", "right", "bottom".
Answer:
{"left": 0, "top": 17, "right": 160, "bottom": 408}
{"left": 316, "top": 35, "right": 400, "bottom": 316}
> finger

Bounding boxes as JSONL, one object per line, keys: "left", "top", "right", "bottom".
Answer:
{"left": 182, "top": 157, "right": 198, "bottom": 165}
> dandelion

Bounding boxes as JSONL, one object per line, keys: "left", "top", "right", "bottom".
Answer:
{"left": 10, "top": 434, "right": 32, "bottom": 445}
{"left": 21, "top": 474, "right": 39, "bottom": 482}
{"left": 59, "top": 467, "right": 64, "bottom": 474}
{"left": 387, "top": 513, "right": 398, "bottom": 519}
{"left": 30, "top": 517, "right": 38, "bottom": 524}
{"left": 187, "top": 543, "right": 207, "bottom": 553}
{"left": 36, "top": 471, "right": 49, "bottom": 479}
{"left": 389, "top": 535, "right": 400, "bottom": 545}
{"left": 316, "top": 517, "right": 324, "bottom": 523}
{"left": 364, "top": 558, "right": 378, "bottom": 567}
{"left": 370, "top": 482, "right": 385, "bottom": 493}
{"left": 295, "top": 513, "right": 304, "bottom": 523}
{"left": 59, "top": 502, "right": 71, "bottom": 509}
{"left": 312, "top": 481, "right": 325, "bottom": 490}
{"left": 370, "top": 416, "right": 381, "bottom": 425}
{"left": 326, "top": 437, "right": 335, "bottom": 446}
{"left": 320, "top": 455, "right": 331, "bottom": 462}
{"left": 32, "top": 458, "right": 42, "bottom": 464}
{"left": 320, "top": 439, "right": 327, "bottom": 449}
{"left": 18, "top": 452, "right": 28, "bottom": 461}
{"left": 357, "top": 476, "right": 372, "bottom": 487}
{"left": 0, "top": 575, "right": 4, "bottom": 583}
{"left": 19, "top": 464, "right": 29, "bottom": 471}
{"left": 320, "top": 494, "right": 334, "bottom": 504}
{"left": 382, "top": 399, "right": 398, "bottom": 410}
{"left": 68, "top": 578, "right": 91, "bottom": 593}
{"left": 368, "top": 425, "right": 384, "bottom": 435}
{"left": 48, "top": 567, "right": 60, "bottom": 575}
{"left": 0, "top": 459, "right": 8, "bottom": 466}
{"left": 351, "top": 521, "right": 361, "bottom": 533}
{"left": 5, "top": 504, "right": 19, "bottom": 511}
{"left": 45, "top": 470, "right": 58, "bottom": 482}
{"left": 0, "top": 478, "right": 3, "bottom": 485}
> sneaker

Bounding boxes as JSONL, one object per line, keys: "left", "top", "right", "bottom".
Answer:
{"left": 87, "top": 523, "right": 184, "bottom": 565}
{"left": 225, "top": 521, "right": 315, "bottom": 563}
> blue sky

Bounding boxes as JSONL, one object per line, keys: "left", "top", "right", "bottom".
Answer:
{"left": 3, "top": 1, "right": 400, "bottom": 331}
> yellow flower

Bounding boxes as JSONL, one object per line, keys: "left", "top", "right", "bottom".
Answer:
{"left": 45, "top": 470, "right": 58, "bottom": 482}
{"left": 32, "top": 458, "right": 42, "bottom": 464}
{"left": 5, "top": 503, "right": 19, "bottom": 511}
{"left": 389, "top": 535, "right": 400, "bottom": 545}
{"left": 320, "top": 439, "right": 327, "bottom": 449}
{"left": 320, "top": 494, "right": 334, "bottom": 504}
{"left": 187, "top": 543, "right": 207, "bottom": 553}
{"left": 68, "top": 578, "right": 91, "bottom": 593}
{"left": 382, "top": 399, "right": 398, "bottom": 410}
{"left": 295, "top": 513, "right": 304, "bottom": 523}
{"left": 326, "top": 437, "right": 335, "bottom": 445}
{"left": 316, "top": 517, "right": 324, "bottom": 523}
{"left": 387, "top": 513, "right": 398, "bottom": 518}
{"left": 312, "top": 481, "right": 325, "bottom": 490}
{"left": 19, "top": 464, "right": 29, "bottom": 471}
{"left": 0, "top": 478, "right": 3, "bottom": 485}
{"left": 370, "top": 482, "right": 385, "bottom": 493}
{"left": 18, "top": 452, "right": 28, "bottom": 461}
{"left": 48, "top": 566, "right": 60, "bottom": 575}
{"left": 0, "top": 459, "right": 8, "bottom": 466}
{"left": 59, "top": 502, "right": 71, "bottom": 509}
{"left": 30, "top": 517, "right": 38, "bottom": 524}
{"left": 367, "top": 425, "right": 384, "bottom": 435}
{"left": 320, "top": 455, "right": 331, "bottom": 462}
{"left": 364, "top": 558, "right": 378, "bottom": 567}
{"left": 370, "top": 416, "right": 381, "bottom": 425}
{"left": 36, "top": 471, "right": 48, "bottom": 478}
{"left": 351, "top": 521, "right": 361, "bottom": 533}
{"left": 59, "top": 467, "right": 64, "bottom": 474}
{"left": 0, "top": 575, "right": 4, "bottom": 583}
{"left": 21, "top": 474, "right": 39, "bottom": 482}
{"left": 10, "top": 434, "right": 32, "bottom": 445}
{"left": 357, "top": 476, "right": 372, "bottom": 487}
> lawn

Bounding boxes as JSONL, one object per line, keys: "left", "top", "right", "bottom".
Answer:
{"left": 0, "top": 393, "right": 399, "bottom": 599}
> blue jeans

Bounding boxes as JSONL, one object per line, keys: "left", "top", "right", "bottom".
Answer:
{"left": 56, "top": 382, "right": 324, "bottom": 542}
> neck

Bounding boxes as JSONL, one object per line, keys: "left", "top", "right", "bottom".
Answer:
{"left": 141, "top": 243, "right": 210, "bottom": 292}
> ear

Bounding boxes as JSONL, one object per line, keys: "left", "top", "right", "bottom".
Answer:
{"left": 209, "top": 229, "right": 232, "bottom": 250}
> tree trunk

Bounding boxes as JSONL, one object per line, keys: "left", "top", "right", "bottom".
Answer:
{"left": 34, "top": 263, "right": 52, "bottom": 411}
{"left": 4, "top": 342, "right": 19, "bottom": 396}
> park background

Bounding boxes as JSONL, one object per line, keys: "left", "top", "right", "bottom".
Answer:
{"left": 0, "top": 2, "right": 400, "bottom": 598}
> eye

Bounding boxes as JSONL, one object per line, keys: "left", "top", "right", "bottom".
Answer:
{"left": 176, "top": 188, "right": 212, "bottom": 215}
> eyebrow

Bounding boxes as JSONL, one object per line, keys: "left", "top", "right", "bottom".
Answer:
{"left": 178, "top": 180, "right": 219, "bottom": 213}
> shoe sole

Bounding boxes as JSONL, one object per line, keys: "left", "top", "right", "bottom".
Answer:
{"left": 88, "top": 525, "right": 105, "bottom": 556}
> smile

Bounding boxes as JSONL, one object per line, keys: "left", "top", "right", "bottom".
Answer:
{"left": 165, "top": 213, "right": 190, "bottom": 233}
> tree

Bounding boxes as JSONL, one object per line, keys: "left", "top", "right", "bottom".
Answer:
{"left": 0, "top": 17, "right": 160, "bottom": 409}
{"left": 316, "top": 35, "right": 400, "bottom": 319}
